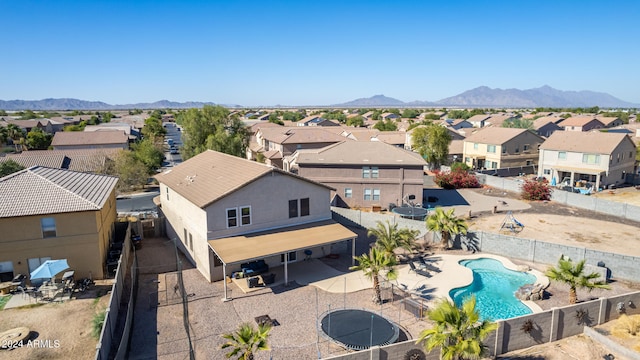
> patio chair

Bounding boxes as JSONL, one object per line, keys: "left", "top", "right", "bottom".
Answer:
{"left": 409, "top": 261, "right": 431, "bottom": 277}
{"left": 247, "top": 276, "right": 260, "bottom": 289}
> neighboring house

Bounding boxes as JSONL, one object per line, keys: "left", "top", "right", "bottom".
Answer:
{"left": 51, "top": 130, "right": 129, "bottom": 150}
{"left": 155, "top": 150, "right": 357, "bottom": 286}
{"left": 557, "top": 116, "right": 605, "bottom": 132}
{"left": 463, "top": 128, "right": 544, "bottom": 170}
{"left": 256, "top": 113, "right": 271, "bottom": 121}
{"left": 7, "top": 119, "right": 53, "bottom": 134}
{"left": 371, "top": 131, "right": 407, "bottom": 147}
{"left": 485, "top": 114, "right": 516, "bottom": 127}
{"left": 361, "top": 111, "right": 374, "bottom": 120}
{"left": 466, "top": 114, "right": 491, "bottom": 128}
{"left": 448, "top": 140, "right": 464, "bottom": 164}
{"left": 0, "top": 149, "right": 119, "bottom": 173}
{"left": 0, "top": 166, "right": 119, "bottom": 281}
{"left": 84, "top": 122, "right": 140, "bottom": 140}
{"left": 250, "top": 127, "right": 347, "bottom": 168}
{"left": 404, "top": 125, "right": 465, "bottom": 151}
{"left": 291, "top": 141, "right": 426, "bottom": 209}
{"left": 380, "top": 113, "right": 400, "bottom": 120}
{"left": 444, "top": 119, "right": 473, "bottom": 130}
{"left": 296, "top": 115, "right": 338, "bottom": 127}
{"left": 532, "top": 116, "right": 563, "bottom": 138}
{"left": 596, "top": 116, "right": 624, "bottom": 128}
{"left": 538, "top": 131, "right": 636, "bottom": 190}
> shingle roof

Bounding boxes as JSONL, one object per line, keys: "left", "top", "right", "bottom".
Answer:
{"left": 155, "top": 150, "right": 332, "bottom": 209}
{"left": 539, "top": 131, "right": 634, "bottom": 154}
{"left": 295, "top": 141, "right": 425, "bottom": 166}
{"left": 51, "top": 130, "right": 128, "bottom": 146}
{"left": 463, "top": 127, "right": 530, "bottom": 145}
{"left": 0, "top": 166, "right": 119, "bottom": 218}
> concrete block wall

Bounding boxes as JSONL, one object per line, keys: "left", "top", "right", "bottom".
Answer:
{"left": 331, "top": 207, "right": 429, "bottom": 238}
{"left": 496, "top": 311, "right": 554, "bottom": 354}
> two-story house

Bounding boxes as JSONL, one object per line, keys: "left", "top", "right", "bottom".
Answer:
{"left": 532, "top": 116, "right": 563, "bottom": 138}
{"left": 155, "top": 150, "right": 357, "bottom": 289}
{"left": 0, "top": 166, "right": 119, "bottom": 281}
{"left": 290, "top": 141, "right": 426, "bottom": 209}
{"left": 538, "top": 131, "right": 636, "bottom": 190}
{"left": 557, "top": 116, "right": 605, "bottom": 132}
{"left": 463, "top": 128, "right": 545, "bottom": 170}
{"left": 250, "top": 127, "right": 347, "bottom": 168}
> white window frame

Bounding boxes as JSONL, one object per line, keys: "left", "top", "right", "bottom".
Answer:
{"left": 372, "top": 189, "right": 380, "bottom": 201}
{"left": 226, "top": 208, "right": 238, "bottom": 228}
{"left": 344, "top": 188, "right": 352, "bottom": 198}
{"left": 582, "top": 154, "right": 600, "bottom": 165}
{"left": 558, "top": 151, "right": 566, "bottom": 160}
{"left": 543, "top": 169, "right": 551, "bottom": 175}
{"left": 362, "top": 166, "right": 371, "bottom": 178}
{"left": 364, "top": 188, "right": 372, "bottom": 201}
{"left": 487, "top": 145, "right": 496, "bottom": 153}
{"left": 371, "top": 167, "right": 379, "bottom": 178}
{"left": 280, "top": 251, "right": 297, "bottom": 263}
{"left": 240, "top": 206, "right": 252, "bottom": 226}
{"left": 473, "top": 143, "right": 478, "bottom": 150}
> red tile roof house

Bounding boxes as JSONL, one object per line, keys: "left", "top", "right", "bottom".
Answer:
{"left": 154, "top": 150, "right": 356, "bottom": 297}
{"left": 51, "top": 130, "right": 129, "bottom": 150}
{"left": 290, "top": 141, "right": 426, "bottom": 210}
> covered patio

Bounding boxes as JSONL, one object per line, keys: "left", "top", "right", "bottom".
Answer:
{"left": 208, "top": 220, "right": 358, "bottom": 301}
{"left": 551, "top": 165, "right": 605, "bottom": 190}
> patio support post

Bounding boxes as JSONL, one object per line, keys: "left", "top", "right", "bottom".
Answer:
{"left": 596, "top": 173, "right": 601, "bottom": 190}
{"left": 351, "top": 237, "right": 356, "bottom": 267}
{"left": 222, "top": 263, "right": 231, "bottom": 302}
{"left": 284, "top": 254, "right": 289, "bottom": 286}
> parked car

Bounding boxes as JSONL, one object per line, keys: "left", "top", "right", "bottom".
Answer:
{"left": 170, "top": 147, "right": 179, "bottom": 154}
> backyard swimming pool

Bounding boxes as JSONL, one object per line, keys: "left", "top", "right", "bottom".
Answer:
{"left": 449, "top": 258, "right": 536, "bottom": 321}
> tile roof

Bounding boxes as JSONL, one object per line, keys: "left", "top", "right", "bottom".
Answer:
{"left": 557, "top": 116, "right": 604, "bottom": 128}
{"left": 51, "top": 130, "right": 128, "bottom": 146}
{"left": 0, "top": 166, "right": 118, "bottom": 218}
{"left": 295, "top": 141, "right": 425, "bottom": 166}
{"left": 258, "top": 127, "right": 347, "bottom": 144}
{"left": 155, "top": 150, "right": 332, "bottom": 209}
{"left": 463, "top": 127, "right": 530, "bottom": 145}
{"left": 539, "top": 131, "right": 634, "bottom": 154}
{"left": 2, "top": 149, "right": 119, "bottom": 173}
{"left": 372, "top": 131, "right": 407, "bottom": 145}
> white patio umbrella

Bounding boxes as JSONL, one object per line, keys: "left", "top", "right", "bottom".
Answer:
{"left": 29, "top": 259, "right": 70, "bottom": 280}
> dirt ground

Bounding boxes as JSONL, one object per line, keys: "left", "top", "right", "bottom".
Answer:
{"left": 591, "top": 185, "right": 640, "bottom": 207}
{"left": 0, "top": 286, "right": 111, "bottom": 360}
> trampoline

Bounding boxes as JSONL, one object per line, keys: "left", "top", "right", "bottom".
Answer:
{"left": 319, "top": 309, "right": 400, "bottom": 351}
{"left": 391, "top": 206, "right": 429, "bottom": 220}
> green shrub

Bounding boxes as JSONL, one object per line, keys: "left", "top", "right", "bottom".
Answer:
{"left": 92, "top": 309, "right": 106, "bottom": 339}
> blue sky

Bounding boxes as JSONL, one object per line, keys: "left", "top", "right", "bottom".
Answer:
{"left": 1, "top": 0, "right": 639, "bottom": 106}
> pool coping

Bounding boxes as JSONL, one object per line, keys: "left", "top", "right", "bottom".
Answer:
{"left": 397, "top": 253, "right": 548, "bottom": 315}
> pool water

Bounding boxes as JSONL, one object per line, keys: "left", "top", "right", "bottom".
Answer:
{"left": 449, "top": 258, "right": 536, "bottom": 321}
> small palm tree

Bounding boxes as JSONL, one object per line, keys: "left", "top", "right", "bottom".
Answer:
{"left": 426, "top": 207, "right": 468, "bottom": 249}
{"left": 545, "top": 257, "right": 610, "bottom": 304}
{"left": 350, "top": 247, "right": 398, "bottom": 304}
{"left": 417, "top": 296, "right": 497, "bottom": 360}
{"left": 221, "top": 322, "right": 271, "bottom": 360}
{"left": 369, "top": 220, "right": 419, "bottom": 257}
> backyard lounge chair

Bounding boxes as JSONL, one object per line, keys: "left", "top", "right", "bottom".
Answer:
{"left": 409, "top": 262, "right": 431, "bottom": 277}
{"left": 247, "top": 276, "right": 260, "bottom": 288}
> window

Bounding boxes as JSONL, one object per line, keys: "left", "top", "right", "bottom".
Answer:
{"left": 526, "top": 160, "right": 533, "bottom": 165}
{"left": 189, "top": 233, "right": 193, "bottom": 251}
{"left": 166, "top": 187, "right": 170, "bottom": 201}
{"left": 300, "top": 198, "right": 310, "bottom": 216}
{"left": 464, "top": 157, "right": 470, "bottom": 163}
{"left": 371, "top": 167, "right": 379, "bottom": 178}
{"left": 344, "top": 188, "right": 352, "bottom": 198}
{"left": 364, "top": 189, "right": 372, "bottom": 201}
{"left": 558, "top": 152, "right": 566, "bottom": 160}
{"left": 487, "top": 145, "right": 496, "bottom": 153}
{"left": 280, "top": 251, "right": 297, "bottom": 263}
{"left": 226, "top": 208, "right": 238, "bottom": 228}
{"left": 362, "top": 166, "right": 371, "bottom": 178}
{"left": 240, "top": 206, "right": 251, "bottom": 225}
{"left": 288, "top": 199, "right": 298, "bottom": 218}
{"left": 617, "top": 153, "right": 620, "bottom": 163}
{"left": 543, "top": 169, "right": 551, "bottom": 175}
{"left": 514, "top": 145, "right": 520, "bottom": 154}
{"left": 183, "top": 228, "right": 187, "bottom": 243}
{"left": 473, "top": 143, "right": 478, "bottom": 150}
{"left": 582, "top": 154, "right": 600, "bottom": 165}
{"left": 502, "top": 146, "right": 507, "bottom": 154}
{"left": 523, "top": 144, "right": 530, "bottom": 152}
{"left": 41, "top": 218, "right": 57, "bottom": 238}
{"left": 372, "top": 189, "right": 380, "bottom": 201}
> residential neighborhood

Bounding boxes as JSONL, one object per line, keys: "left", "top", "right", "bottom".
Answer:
{"left": 2, "top": 104, "right": 640, "bottom": 360}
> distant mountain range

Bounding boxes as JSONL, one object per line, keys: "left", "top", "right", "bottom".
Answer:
{"left": 335, "top": 86, "right": 639, "bottom": 108}
{"left": 0, "top": 98, "right": 236, "bottom": 111}
{"left": 1, "top": 86, "right": 637, "bottom": 110}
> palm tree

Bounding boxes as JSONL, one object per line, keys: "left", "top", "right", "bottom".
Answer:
{"left": 369, "top": 220, "right": 419, "bottom": 257}
{"left": 350, "top": 247, "right": 398, "bottom": 304}
{"left": 221, "top": 322, "right": 271, "bottom": 360}
{"left": 545, "top": 257, "right": 610, "bottom": 304}
{"left": 417, "top": 296, "right": 498, "bottom": 360}
{"left": 6, "top": 124, "right": 25, "bottom": 152}
{"left": 426, "top": 207, "right": 468, "bottom": 249}
{"left": 0, "top": 126, "right": 8, "bottom": 146}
